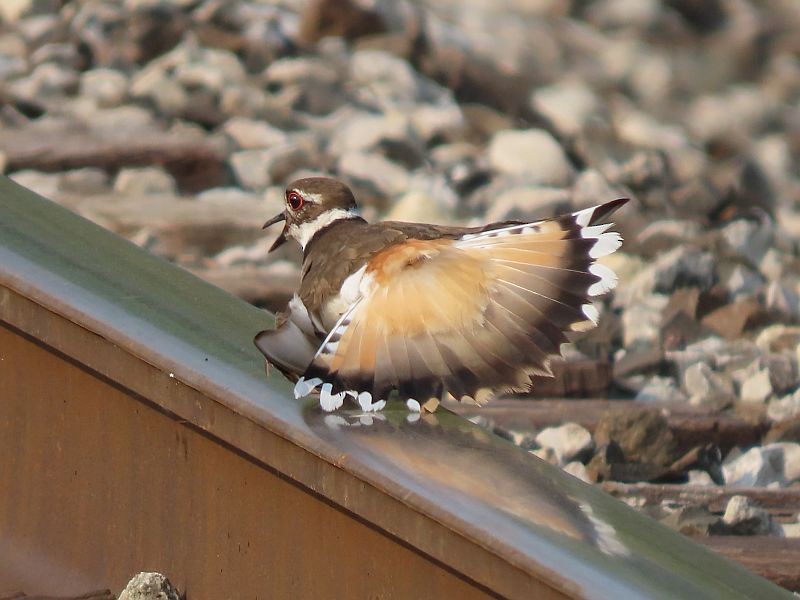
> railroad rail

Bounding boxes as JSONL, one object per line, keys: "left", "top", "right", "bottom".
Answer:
{"left": 0, "top": 175, "right": 791, "bottom": 598}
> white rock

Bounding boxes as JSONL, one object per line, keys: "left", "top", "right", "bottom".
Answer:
{"left": 10, "top": 170, "right": 61, "bottom": 198}
{"left": 767, "top": 390, "right": 800, "bottom": 422}
{"left": 722, "top": 495, "right": 776, "bottom": 535}
{"left": 337, "top": 152, "right": 409, "bottom": 198}
{"left": 487, "top": 129, "right": 573, "bottom": 185}
{"left": 114, "top": 167, "right": 177, "bottom": 196}
{"left": 739, "top": 368, "right": 773, "bottom": 405}
{"left": 563, "top": 461, "right": 592, "bottom": 483}
{"left": 723, "top": 446, "right": 784, "bottom": 487}
{"left": 130, "top": 66, "right": 188, "bottom": 116}
{"left": 635, "top": 375, "right": 687, "bottom": 403}
{"left": 767, "top": 442, "right": 800, "bottom": 484}
{"left": 327, "top": 112, "right": 411, "bottom": 156}
{"left": 621, "top": 293, "right": 669, "bottom": 347}
{"left": 80, "top": 68, "right": 128, "bottom": 108}
{"left": 531, "top": 79, "right": 599, "bottom": 137}
{"left": 223, "top": 117, "right": 288, "bottom": 150}
{"left": 531, "top": 446, "right": 558, "bottom": 465}
{"left": 409, "top": 103, "right": 465, "bottom": 141}
{"left": 687, "top": 470, "right": 716, "bottom": 486}
{"left": 119, "top": 571, "right": 180, "bottom": 600}
{"left": 535, "top": 422, "right": 594, "bottom": 465}
{"left": 682, "top": 362, "right": 735, "bottom": 409}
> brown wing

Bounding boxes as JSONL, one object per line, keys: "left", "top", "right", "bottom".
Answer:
{"left": 295, "top": 199, "right": 627, "bottom": 411}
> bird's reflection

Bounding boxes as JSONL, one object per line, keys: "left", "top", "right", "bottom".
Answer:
{"left": 307, "top": 403, "right": 630, "bottom": 561}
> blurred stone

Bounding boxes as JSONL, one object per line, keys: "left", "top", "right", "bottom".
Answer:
{"left": 563, "top": 461, "right": 592, "bottom": 483}
{"left": 683, "top": 362, "right": 734, "bottom": 409}
{"left": 230, "top": 145, "right": 308, "bottom": 190}
{"left": 764, "top": 282, "right": 800, "bottom": 321}
{"left": 653, "top": 246, "right": 716, "bottom": 293}
{"left": 701, "top": 300, "right": 762, "bottom": 340}
{"left": 531, "top": 80, "right": 599, "bottom": 137}
{"left": 770, "top": 442, "right": 800, "bottom": 484}
{"left": 723, "top": 446, "right": 783, "bottom": 487}
{"left": 130, "top": 66, "right": 188, "bottom": 116}
{"left": 327, "top": 112, "right": 411, "bottom": 156}
{"left": 724, "top": 265, "right": 763, "bottom": 300}
{"left": 586, "top": 441, "right": 626, "bottom": 483}
{"left": 483, "top": 186, "right": 571, "bottom": 223}
{"left": 687, "top": 470, "right": 716, "bottom": 486}
{"left": 119, "top": 571, "right": 180, "bottom": 600}
{"left": 764, "top": 415, "right": 800, "bottom": 442}
{"left": 487, "top": 129, "right": 573, "bottom": 185}
{"left": 572, "top": 169, "right": 621, "bottom": 210}
{"left": 60, "top": 168, "right": 110, "bottom": 195}
{"left": 594, "top": 409, "right": 677, "bottom": 467}
{"left": 721, "top": 217, "right": 774, "bottom": 265}
{"left": 756, "top": 325, "right": 800, "bottom": 354}
{"left": 622, "top": 293, "right": 669, "bottom": 347}
{"left": 739, "top": 367, "right": 773, "bottom": 405}
{"left": 662, "top": 504, "right": 721, "bottom": 536}
{"left": 535, "top": 422, "right": 594, "bottom": 465}
{"left": 721, "top": 495, "right": 777, "bottom": 535}
{"left": 767, "top": 391, "right": 800, "bottom": 423}
{"left": 762, "top": 353, "right": 798, "bottom": 395}
{"left": 114, "top": 166, "right": 177, "bottom": 196}
{"left": 223, "top": 117, "right": 288, "bottom": 149}
{"left": 10, "top": 169, "right": 61, "bottom": 198}
{"left": 80, "top": 68, "right": 129, "bottom": 108}
{"left": 337, "top": 152, "right": 409, "bottom": 198}
{"left": 635, "top": 376, "right": 687, "bottom": 403}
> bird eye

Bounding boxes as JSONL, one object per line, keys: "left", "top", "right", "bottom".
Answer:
{"left": 287, "top": 191, "right": 304, "bottom": 211}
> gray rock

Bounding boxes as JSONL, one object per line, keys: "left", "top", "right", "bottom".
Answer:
{"left": 337, "top": 152, "right": 409, "bottom": 199}
{"left": 327, "top": 111, "right": 412, "bottom": 157}
{"left": 755, "top": 325, "right": 800, "bottom": 354}
{"left": 80, "top": 68, "right": 129, "bottom": 108}
{"left": 722, "top": 446, "right": 784, "bottom": 487}
{"left": 722, "top": 495, "right": 777, "bottom": 535}
{"left": 535, "top": 422, "right": 594, "bottom": 465}
{"left": 531, "top": 79, "right": 599, "bottom": 137}
{"left": 767, "top": 442, "right": 800, "bottom": 484}
{"left": 634, "top": 375, "right": 687, "bottom": 403}
{"left": 487, "top": 129, "right": 573, "bottom": 185}
{"left": 682, "top": 362, "right": 735, "bottom": 410}
{"left": 572, "top": 169, "right": 622, "bottom": 210}
{"left": 653, "top": 246, "right": 716, "bottom": 293}
{"left": 118, "top": 571, "right": 180, "bottom": 600}
{"left": 9, "top": 62, "right": 79, "bottom": 99}
{"left": 223, "top": 117, "right": 288, "bottom": 150}
{"left": 724, "top": 265, "right": 764, "bottom": 300}
{"left": 764, "top": 282, "right": 800, "bottom": 320}
{"left": 483, "top": 186, "right": 571, "bottom": 223}
{"left": 114, "top": 167, "right": 177, "bottom": 196}
{"left": 130, "top": 66, "right": 188, "bottom": 116}
{"left": 767, "top": 390, "right": 800, "bottom": 423}
{"left": 230, "top": 145, "right": 309, "bottom": 190}
{"left": 721, "top": 217, "right": 774, "bottom": 266}
{"left": 762, "top": 353, "right": 798, "bottom": 395}
{"left": 349, "top": 49, "right": 446, "bottom": 107}
{"left": 621, "top": 293, "right": 669, "bottom": 347}
{"left": 174, "top": 48, "right": 246, "bottom": 93}
{"left": 59, "top": 168, "right": 110, "bottom": 195}
{"left": 408, "top": 102, "right": 465, "bottom": 142}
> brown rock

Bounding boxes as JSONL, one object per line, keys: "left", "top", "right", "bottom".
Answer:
{"left": 700, "top": 299, "right": 763, "bottom": 339}
{"left": 594, "top": 408, "right": 678, "bottom": 467}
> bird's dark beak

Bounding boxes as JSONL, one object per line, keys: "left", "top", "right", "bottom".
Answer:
{"left": 262, "top": 212, "right": 288, "bottom": 252}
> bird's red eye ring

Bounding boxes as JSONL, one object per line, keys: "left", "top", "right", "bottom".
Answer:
{"left": 287, "top": 191, "right": 304, "bottom": 211}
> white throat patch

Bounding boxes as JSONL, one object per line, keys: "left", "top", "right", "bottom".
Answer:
{"left": 289, "top": 208, "right": 360, "bottom": 250}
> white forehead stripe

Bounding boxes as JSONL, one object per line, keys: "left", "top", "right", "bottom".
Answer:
{"left": 289, "top": 208, "right": 360, "bottom": 250}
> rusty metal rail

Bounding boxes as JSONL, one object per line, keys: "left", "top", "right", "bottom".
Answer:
{"left": 0, "top": 174, "right": 791, "bottom": 599}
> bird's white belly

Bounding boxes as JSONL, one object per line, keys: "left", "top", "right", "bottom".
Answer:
{"left": 320, "top": 265, "right": 368, "bottom": 331}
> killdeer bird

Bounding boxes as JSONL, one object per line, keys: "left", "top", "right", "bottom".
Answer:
{"left": 255, "top": 177, "right": 627, "bottom": 413}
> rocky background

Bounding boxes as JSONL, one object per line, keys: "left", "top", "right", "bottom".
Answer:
{"left": 2, "top": 0, "right": 800, "bottom": 589}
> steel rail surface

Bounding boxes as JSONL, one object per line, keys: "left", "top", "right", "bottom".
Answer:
{"left": 0, "top": 175, "right": 791, "bottom": 599}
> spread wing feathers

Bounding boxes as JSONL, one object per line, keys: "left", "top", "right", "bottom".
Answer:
{"left": 295, "top": 199, "right": 627, "bottom": 411}
{"left": 254, "top": 295, "right": 322, "bottom": 382}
